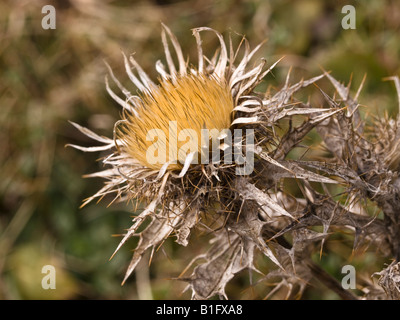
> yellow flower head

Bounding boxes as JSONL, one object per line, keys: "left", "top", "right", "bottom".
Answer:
{"left": 118, "top": 74, "right": 233, "bottom": 171}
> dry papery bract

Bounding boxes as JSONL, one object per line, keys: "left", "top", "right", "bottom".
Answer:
{"left": 69, "top": 25, "right": 400, "bottom": 300}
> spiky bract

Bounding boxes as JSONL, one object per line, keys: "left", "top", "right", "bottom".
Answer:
{"left": 69, "top": 24, "right": 400, "bottom": 300}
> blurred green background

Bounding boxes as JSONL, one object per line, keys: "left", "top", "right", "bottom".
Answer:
{"left": 1, "top": 0, "right": 399, "bottom": 300}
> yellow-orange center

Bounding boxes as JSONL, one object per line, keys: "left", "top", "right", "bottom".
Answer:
{"left": 118, "top": 74, "right": 234, "bottom": 171}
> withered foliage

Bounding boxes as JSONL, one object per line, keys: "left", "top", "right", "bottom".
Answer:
{"left": 177, "top": 73, "right": 400, "bottom": 300}
{"left": 71, "top": 26, "right": 400, "bottom": 300}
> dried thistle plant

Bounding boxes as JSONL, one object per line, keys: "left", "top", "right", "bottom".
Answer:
{"left": 69, "top": 24, "right": 400, "bottom": 300}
